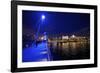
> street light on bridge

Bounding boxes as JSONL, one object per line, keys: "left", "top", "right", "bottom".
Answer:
{"left": 35, "top": 14, "right": 45, "bottom": 41}
{"left": 41, "top": 15, "right": 45, "bottom": 20}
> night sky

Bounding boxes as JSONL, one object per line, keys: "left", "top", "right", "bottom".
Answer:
{"left": 22, "top": 10, "right": 90, "bottom": 36}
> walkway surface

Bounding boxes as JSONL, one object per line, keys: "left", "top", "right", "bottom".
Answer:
{"left": 22, "top": 42, "right": 51, "bottom": 62}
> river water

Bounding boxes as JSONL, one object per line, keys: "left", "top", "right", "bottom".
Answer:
{"left": 48, "top": 42, "right": 90, "bottom": 61}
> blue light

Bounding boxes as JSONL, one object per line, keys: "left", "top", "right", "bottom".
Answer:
{"left": 42, "top": 15, "right": 45, "bottom": 20}
{"left": 22, "top": 42, "right": 50, "bottom": 62}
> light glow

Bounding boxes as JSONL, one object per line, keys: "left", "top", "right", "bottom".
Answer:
{"left": 71, "top": 35, "right": 75, "bottom": 38}
{"left": 42, "top": 15, "right": 45, "bottom": 20}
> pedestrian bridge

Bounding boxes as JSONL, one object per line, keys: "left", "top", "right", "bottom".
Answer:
{"left": 22, "top": 42, "right": 52, "bottom": 62}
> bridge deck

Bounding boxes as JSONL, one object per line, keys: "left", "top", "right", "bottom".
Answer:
{"left": 22, "top": 42, "right": 51, "bottom": 62}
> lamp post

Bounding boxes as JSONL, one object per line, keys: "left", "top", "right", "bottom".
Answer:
{"left": 35, "top": 15, "right": 45, "bottom": 41}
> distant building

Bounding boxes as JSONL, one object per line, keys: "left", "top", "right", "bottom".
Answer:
{"left": 71, "top": 35, "right": 76, "bottom": 38}
{"left": 62, "top": 36, "right": 69, "bottom": 39}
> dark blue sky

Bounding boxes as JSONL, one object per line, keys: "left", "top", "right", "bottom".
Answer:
{"left": 22, "top": 10, "right": 90, "bottom": 35}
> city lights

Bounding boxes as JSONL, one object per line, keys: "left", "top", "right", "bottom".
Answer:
{"left": 71, "top": 35, "right": 75, "bottom": 38}
{"left": 62, "top": 36, "right": 69, "bottom": 39}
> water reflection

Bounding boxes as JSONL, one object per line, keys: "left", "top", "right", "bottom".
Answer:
{"left": 48, "top": 42, "right": 90, "bottom": 61}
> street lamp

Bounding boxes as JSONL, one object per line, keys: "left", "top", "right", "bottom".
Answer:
{"left": 41, "top": 15, "right": 45, "bottom": 20}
